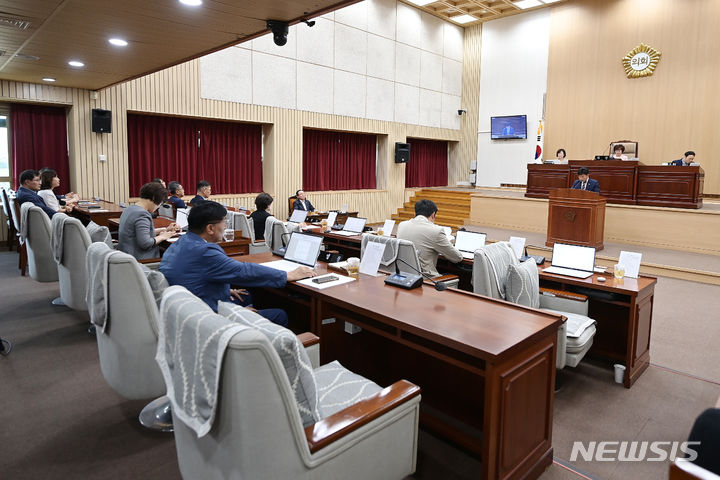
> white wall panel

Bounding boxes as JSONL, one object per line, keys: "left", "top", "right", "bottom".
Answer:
{"left": 335, "top": 1, "right": 368, "bottom": 30}
{"left": 334, "top": 70, "right": 366, "bottom": 117}
{"left": 420, "top": 12, "right": 444, "bottom": 55}
{"left": 395, "top": 43, "right": 421, "bottom": 87}
{"left": 419, "top": 51, "right": 442, "bottom": 91}
{"left": 441, "top": 57, "right": 463, "bottom": 95}
{"left": 441, "top": 93, "right": 462, "bottom": 130}
{"left": 252, "top": 26, "right": 298, "bottom": 60}
{"left": 200, "top": 47, "right": 252, "bottom": 104}
{"left": 297, "top": 62, "right": 334, "bottom": 114}
{"left": 367, "top": 0, "right": 396, "bottom": 40}
{"left": 252, "top": 52, "right": 297, "bottom": 109}
{"left": 297, "top": 17, "right": 334, "bottom": 67}
{"left": 334, "top": 23, "right": 367, "bottom": 75}
{"left": 394, "top": 83, "right": 419, "bottom": 125}
{"left": 419, "top": 88, "right": 442, "bottom": 128}
{"left": 443, "top": 23, "right": 464, "bottom": 62}
{"left": 367, "top": 33, "right": 395, "bottom": 81}
{"left": 366, "top": 77, "right": 395, "bottom": 121}
{"left": 396, "top": 2, "right": 421, "bottom": 47}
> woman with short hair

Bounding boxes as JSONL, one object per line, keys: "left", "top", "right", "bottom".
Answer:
{"left": 118, "top": 182, "right": 180, "bottom": 260}
{"left": 250, "top": 193, "right": 274, "bottom": 240}
{"left": 37, "top": 169, "right": 78, "bottom": 213}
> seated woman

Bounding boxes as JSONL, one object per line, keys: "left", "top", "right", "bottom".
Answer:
{"left": 556, "top": 148, "right": 568, "bottom": 164}
{"left": 38, "top": 169, "right": 79, "bottom": 213}
{"left": 118, "top": 182, "right": 180, "bottom": 260}
{"left": 250, "top": 192, "right": 273, "bottom": 240}
{"left": 612, "top": 144, "right": 628, "bottom": 160}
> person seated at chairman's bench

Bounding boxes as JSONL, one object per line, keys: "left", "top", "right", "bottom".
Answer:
{"left": 190, "top": 180, "right": 212, "bottom": 205}
{"left": 159, "top": 201, "right": 316, "bottom": 325}
{"left": 397, "top": 199, "right": 463, "bottom": 277}
{"left": 571, "top": 167, "right": 600, "bottom": 193}
{"left": 293, "top": 189, "right": 315, "bottom": 212}
{"left": 16, "top": 169, "right": 61, "bottom": 218}
{"left": 671, "top": 151, "right": 696, "bottom": 166}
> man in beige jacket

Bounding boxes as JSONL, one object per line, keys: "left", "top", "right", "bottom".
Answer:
{"left": 396, "top": 199, "right": 463, "bottom": 277}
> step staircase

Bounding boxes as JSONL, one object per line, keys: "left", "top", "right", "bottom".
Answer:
{"left": 391, "top": 188, "right": 473, "bottom": 232}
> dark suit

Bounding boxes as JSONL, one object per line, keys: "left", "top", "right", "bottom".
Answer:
{"left": 189, "top": 194, "right": 206, "bottom": 206}
{"left": 670, "top": 159, "right": 692, "bottom": 166}
{"left": 292, "top": 198, "right": 315, "bottom": 212}
{"left": 167, "top": 195, "right": 186, "bottom": 209}
{"left": 16, "top": 187, "right": 57, "bottom": 218}
{"left": 571, "top": 178, "right": 600, "bottom": 193}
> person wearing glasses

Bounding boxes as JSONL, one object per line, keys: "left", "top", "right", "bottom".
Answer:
{"left": 167, "top": 181, "right": 187, "bottom": 209}
{"left": 160, "top": 201, "right": 316, "bottom": 325}
{"left": 118, "top": 182, "right": 180, "bottom": 260}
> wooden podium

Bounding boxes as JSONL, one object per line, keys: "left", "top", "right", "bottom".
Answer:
{"left": 546, "top": 188, "right": 606, "bottom": 250}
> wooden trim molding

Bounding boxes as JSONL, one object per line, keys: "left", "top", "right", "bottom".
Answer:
{"left": 297, "top": 332, "right": 320, "bottom": 348}
{"left": 539, "top": 287, "right": 588, "bottom": 302}
{"left": 304, "top": 380, "right": 421, "bottom": 453}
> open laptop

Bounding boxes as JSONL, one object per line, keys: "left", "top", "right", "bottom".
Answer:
{"left": 326, "top": 211, "right": 338, "bottom": 228}
{"left": 454, "top": 231, "right": 487, "bottom": 259}
{"left": 175, "top": 208, "right": 189, "bottom": 231}
{"left": 261, "top": 232, "right": 323, "bottom": 272}
{"left": 542, "top": 243, "right": 596, "bottom": 279}
{"left": 288, "top": 209, "right": 308, "bottom": 223}
{"left": 333, "top": 216, "right": 367, "bottom": 236}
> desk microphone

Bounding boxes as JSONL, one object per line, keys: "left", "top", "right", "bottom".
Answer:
{"left": 395, "top": 258, "right": 448, "bottom": 291}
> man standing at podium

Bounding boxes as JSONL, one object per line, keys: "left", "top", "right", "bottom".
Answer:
{"left": 571, "top": 167, "right": 600, "bottom": 192}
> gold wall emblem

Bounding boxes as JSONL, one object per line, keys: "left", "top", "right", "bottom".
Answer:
{"left": 563, "top": 210, "right": 576, "bottom": 222}
{"left": 622, "top": 43, "right": 661, "bottom": 78}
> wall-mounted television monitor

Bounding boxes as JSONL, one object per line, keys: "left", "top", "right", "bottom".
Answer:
{"left": 491, "top": 115, "right": 527, "bottom": 139}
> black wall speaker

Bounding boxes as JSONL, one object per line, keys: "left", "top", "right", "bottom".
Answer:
{"left": 91, "top": 108, "right": 112, "bottom": 133}
{"left": 395, "top": 142, "right": 410, "bottom": 163}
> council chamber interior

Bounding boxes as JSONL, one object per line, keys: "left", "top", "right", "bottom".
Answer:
{"left": 1, "top": 0, "right": 719, "bottom": 479}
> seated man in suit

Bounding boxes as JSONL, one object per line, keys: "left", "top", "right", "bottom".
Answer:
{"left": 166, "top": 181, "right": 187, "bottom": 209}
{"left": 160, "top": 201, "right": 316, "bottom": 325}
{"left": 396, "top": 199, "right": 463, "bottom": 277}
{"left": 15, "top": 169, "right": 58, "bottom": 218}
{"left": 190, "top": 180, "right": 211, "bottom": 205}
{"left": 571, "top": 167, "right": 600, "bottom": 193}
{"left": 292, "top": 189, "right": 315, "bottom": 212}
{"left": 671, "top": 150, "right": 695, "bottom": 166}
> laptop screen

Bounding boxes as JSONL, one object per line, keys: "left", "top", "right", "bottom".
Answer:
{"left": 551, "top": 243, "right": 596, "bottom": 271}
{"left": 326, "top": 211, "right": 338, "bottom": 226}
{"left": 343, "top": 217, "right": 367, "bottom": 233}
{"left": 175, "top": 208, "right": 189, "bottom": 229}
{"left": 289, "top": 209, "right": 308, "bottom": 223}
{"left": 455, "top": 231, "right": 486, "bottom": 253}
{"left": 284, "top": 232, "right": 323, "bottom": 267}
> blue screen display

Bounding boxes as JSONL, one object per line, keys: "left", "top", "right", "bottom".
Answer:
{"left": 491, "top": 115, "right": 527, "bottom": 139}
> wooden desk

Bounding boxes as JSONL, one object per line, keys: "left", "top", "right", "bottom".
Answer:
{"left": 70, "top": 200, "right": 126, "bottom": 227}
{"left": 305, "top": 210, "right": 359, "bottom": 225}
{"left": 526, "top": 161, "right": 704, "bottom": 208}
{"left": 234, "top": 252, "right": 562, "bottom": 480}
{"left": 107, "top": 217, "right": 172, "bottom": 231}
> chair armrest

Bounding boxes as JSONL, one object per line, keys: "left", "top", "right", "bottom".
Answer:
{"left": 297, "top": 332, "right": 319, "bottom": 348}
{"left": 539, "top": 287, "right": 587, "bottom": 302}
{"left": 138, "top": 258, "right": 162, "bottom": 270}
{"left": 304, "top": 380, "right": 421, "bottom": 453}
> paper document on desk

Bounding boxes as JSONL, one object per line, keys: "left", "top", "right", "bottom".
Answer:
{"left": 297, "top": 274, "right": 356, "bottom": 290}
{"left": 618, "top": 251, "right": 642, "bottom": 278}
{"left": 360, "top": 241, "right": 384, "bottom": 276}
{"left": 509, "top": 236, "right": 526, "bottom": 259}
{"left": 381, "top": 220, "right": 395, "bottom": 236}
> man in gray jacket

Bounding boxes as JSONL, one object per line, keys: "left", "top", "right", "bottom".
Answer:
{"left": 396, "top": 199, "right": 463, "bottom": 277}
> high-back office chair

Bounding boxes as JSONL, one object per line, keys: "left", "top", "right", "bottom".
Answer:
{"left": 86, "top": 242, "right": 172, "bottom": 431}
{"left": 228, "top": 211, "right": 269, "bottom": 254}
{"left": 51, "top": 213, "right": 92, "bottom": 311}
{"left": 288, "top": 195, "right": 297, "bottom": 214}
{"left": 160, "top": 286, "right": 421, "bottom": 480}
{"left": 609, "top": 140, "right": 638, "bottom": 158}
{"left": 1, "top": 188, "right": 18, "bottom": 251}
{"left": 156, "top": 203, "right": 175, "bottom": 219}
{"left": 360, "top": 235, "right": 460, "bottom": 288}
{"left": 22, "top": 204, "right": 59, "bottom": 283}
{"left": 264, "top": 216, "right": 302, "bottom": 252}
{"left": 472, "top": 242, "right": 596, "bottom": 369}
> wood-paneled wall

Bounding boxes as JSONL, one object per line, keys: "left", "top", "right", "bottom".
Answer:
{"left": 454, "top": 24, "right": 482, "bottom": 186}
{"left": 545, "top": 0, "right": 719, "bottom": 194}
{"left": 2, "top": 53, "right": 467, "bottom": 224}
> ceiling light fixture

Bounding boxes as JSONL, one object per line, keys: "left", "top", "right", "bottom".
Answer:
{"left": 68, "top": 60, "right": 84, "bottom": 67}
{"left": 179, "top": 0, "right": 202, "bottom": 6}
{"left": 108, "top": 38, "right": 128, "bottom": 47}
{"left": 450, "top": 14, "right": 478, "bottom": 24}
{"left": 42, "top": 77, "right": 56, "bottom": 82}
{"left": 514, "top": 0, "right": 542, "bottom": 9}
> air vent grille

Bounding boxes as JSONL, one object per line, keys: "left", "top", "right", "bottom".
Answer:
{"left": 0, "top": 16, "right": 31, "bottom": 30}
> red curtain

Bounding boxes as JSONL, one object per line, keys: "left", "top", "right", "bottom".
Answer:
{"left": 11, "top": 104, "right": 70, "bottom": 194}
{"left": 405, "top": 139, "right": 448, "bottom": 188}
{"left": 303, "top": 129, "right": 376, "bottom": 191}
{"left": 127, "top": 114, "right": 262, "bottom": 197}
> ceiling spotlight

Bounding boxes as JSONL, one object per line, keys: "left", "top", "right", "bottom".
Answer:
{"left": 42, "top": 77, "right": 56, "bottom": 82}
{"left": 108, "top": 38, "right": 128, "bottom": 47}
{"left": 68, "top": 60, "right": 84, "bottom": 67}
{"left": 266, "top": 20, "right": 289, "bottom": 46}
{"left": 301, "top": 19, "right": 315, "bottom": 27}
{"left": 179, "top": 0, "right": 202, "bottom": 5}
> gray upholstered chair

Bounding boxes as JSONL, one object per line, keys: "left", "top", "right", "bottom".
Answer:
{"left": 156, "top": 203, "right": 175, "bottom": 219}
{"left": 472, "top": 242, "right": 596, "bottom": 369}
{"left": 361, "top": 234, "right": 460, "bottom": 288}
{"left": 228, "top": 211, "right": 269, "bottom": 254}
{"left": 23, "top": 205, "right": 59, "bottom": 282}
{"left": 160, "top": 287, "right": 421, "bottom": 480}
{"left": 264, "top": 216, "right": 301, "bottom": 252}
{"left": 86, "top": 242, "right": 172, "bottom": 431}
{"left": 1, "top": 188, "right": 18, "bottom": 251}
{"left": 51, "top": 213, "right": 91, "bottom": 311}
